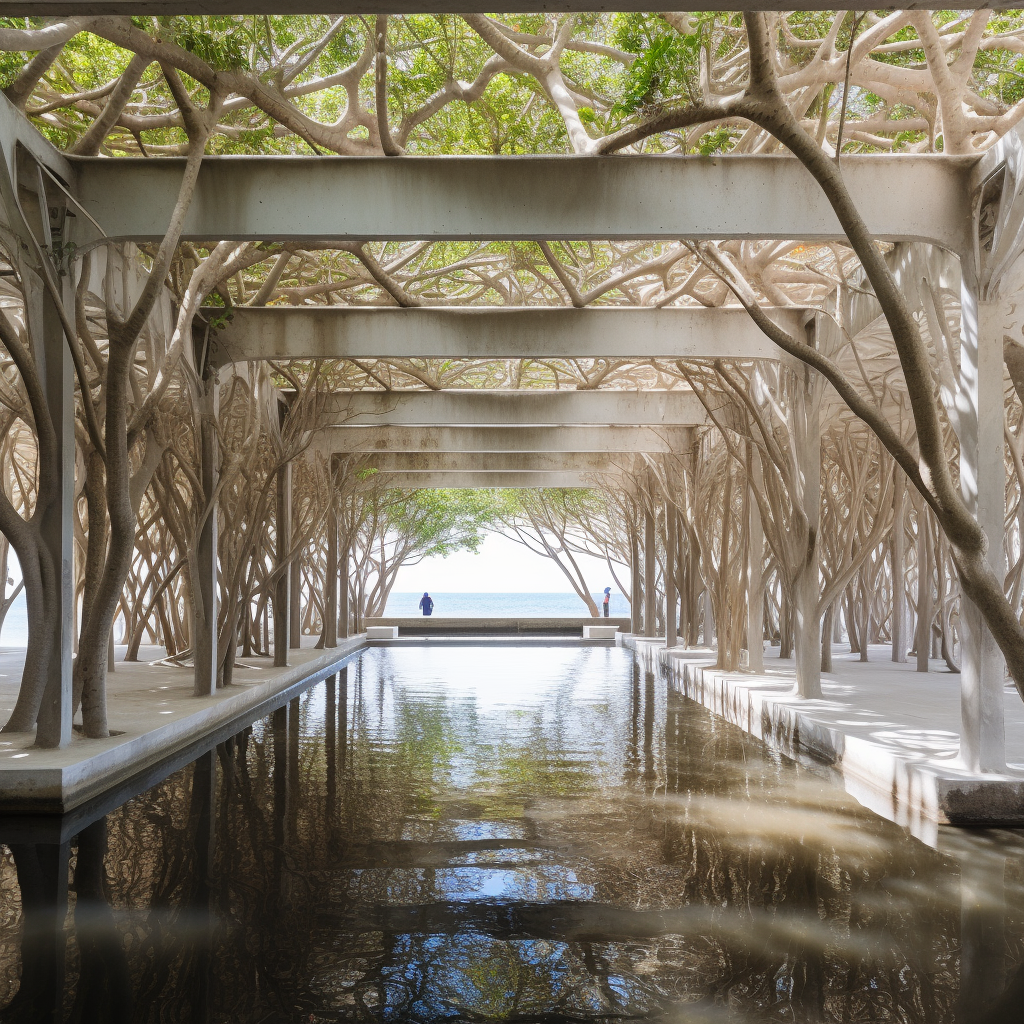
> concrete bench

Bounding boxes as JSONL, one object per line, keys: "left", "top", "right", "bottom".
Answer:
{"left": 583, "top": 625, "right": 619, "bottom": 640}
{"left": 366, "top": 626, "right": 399, "bottom": 640}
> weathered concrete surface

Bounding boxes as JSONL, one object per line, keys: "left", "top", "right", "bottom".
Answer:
{"left": 71, "top": 154, "right": 972, "bottom": 252}
{"left": 211, "top": 307, "right": 785, "bottom": 365}
{"left": 368, "top": 616, "right": 630, "bottom": 636}
{"left": 625, "top": 638, "right": 1024, "bottom": 843}
{"left": 0, "top": 636, "right": 365, "bottom": 813}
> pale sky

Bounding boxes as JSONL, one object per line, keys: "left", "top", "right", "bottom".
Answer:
{"left": 393, "top": 533, "right": 622, "bottom": 594}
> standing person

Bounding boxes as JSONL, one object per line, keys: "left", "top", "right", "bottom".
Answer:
{"left": 419, "top": 592, "right": 434, "bottom": 616}
{"left": 602, "top": 587, "right": 611, "bottom": 617}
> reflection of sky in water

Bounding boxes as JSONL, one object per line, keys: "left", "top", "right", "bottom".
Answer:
{"left": 376, "top": 936, "right": 663, "bottom": 1023}
{"left": 345, "top": 865, "right": 595, "bottom": 903}
{"left": 6, "top": 645, "right": 1024, "bottom": 1023}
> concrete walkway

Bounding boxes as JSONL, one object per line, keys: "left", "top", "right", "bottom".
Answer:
{"left": 628, "top": 638, "right": 1024, "bottom": 845}
{"left": 0, "top": 636, "right": 364, "bottom": 813}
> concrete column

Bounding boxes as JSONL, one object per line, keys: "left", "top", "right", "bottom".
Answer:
{"left": 891, "top": 471, "right": 907, "bottom": 664}
{"left": 193, "top": 352, "right": 219, "bottom": 697}
{"left": 629, "top": 525, "right": 641, "bottom": 635}
{"left": 791, "top": 355, "right": 822, "bottom": 699}
{"left": 916, "top": 507, "right": 932, "bottom": 673}
{"left": 324, "top": 505, "right": 338, "bottom": 648}
{"left": 31, "top": 273, "right": 73, "bottom": 748}
{"left": 289, "top": 540, "right": 301, "bottom": 650}
{"left": 957, "top": 286, "right": 1006, "bottom": 771}
{"left": 643, "top": 506, "right": 655, "bottom": 638}
{"left": 746, "top": 448, "right": 765, "bottom": 673}
{"left": 274, "top": 462, "right": 292, "bottom": 667}
{"left": 665, "top": 503, "right": 677, "bottom": 650}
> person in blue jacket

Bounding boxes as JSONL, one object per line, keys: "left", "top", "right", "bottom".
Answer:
{"left": 602, "top": 587, "right": 611, "bottom": 617}
{"left": 419, "top": 592, "right": 434, "bottom": 616}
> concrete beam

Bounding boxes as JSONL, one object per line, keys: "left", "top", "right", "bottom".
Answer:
{"left": 360, "top": 471, "right": 611, "bottom": 489}
{"left": 323, "top": 389, "right": 705, "bottom": 426}
{"left": 325, "top": 424, "right": 692, "bottom": 454}
{"left": 210, "top": 306, "right": 792, "bottom": 365}
{"left": 3, "top": 2, "right": 999, "bottom": 13}
{"left": 73, "top": 154, "right": 972, "bottom": 251}
{"left": 357, "top": 452, "right": 620, "bottom": 473}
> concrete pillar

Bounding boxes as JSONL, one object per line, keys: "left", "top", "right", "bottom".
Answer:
{"left": 891, "top": 471, "right": 907, "bottom": 664}
{"left": 917, "top": 506, "right": 932, "bottom": 674}
{"left": 193, "top": 350, "right": 218, "bottom": 697}
{"left": 957, "top": 286, "right": 1006, "bottom": 771}
{"left": 790, "top": 353, "right": 822, "bottom": 699}
{"left": 629, "top": 525, "right": 641, "bottom": 635}
{"left": 274, "top": 462, "right": 292, "bottom": 667}
{"left": 643, "top": 506, "right": 655, "bottom": 638}
{"left": 665, "top": 503, "right": 677, "bottom": 649}
{"left": 746, "top": 448, "right": 765, "bottom": 674}
{"left": 289, "top": 543, "right": 301, "bottom": 650}
{"left": 31, "top": 271, "right": 73, "bottom": 748}
{"left": 324, "top": 505, "right": 338, "bottom": 648}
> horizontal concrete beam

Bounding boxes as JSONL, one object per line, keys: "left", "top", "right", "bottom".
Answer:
{"left": 356, "top": 452, "right": 620, "bottom": 473}
{"left": 3, "top": 3, "right": 997, "bottom": 12}
{"left": 73, "top": 154, "right": 972, "bottom": 251}
{"left": 324, "top": 389, "right": 705, "bottom": 426}
{"left": 324, "top": 424, "right": 692, "bottom": 454}
{"left": 359, "top": 471, "right": 610, "bottom": 489}
{"left": 210, "top": 306, "right": 792, "bottom": 365}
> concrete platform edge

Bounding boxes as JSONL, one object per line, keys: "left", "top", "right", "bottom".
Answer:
{"left": 624, "top": 637, "right": 1024, "bottom": 839}
{"left": 0, "top": 637, "right": 366, "bottom": 814}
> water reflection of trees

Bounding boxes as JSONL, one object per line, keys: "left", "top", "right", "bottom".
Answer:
{"left": 0, "top": 650, "right": 1022, "bottom": 1021}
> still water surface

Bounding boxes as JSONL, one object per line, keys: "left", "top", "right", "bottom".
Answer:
{"left": 1, "top": 646, "right": 1023, "bottom": 1023}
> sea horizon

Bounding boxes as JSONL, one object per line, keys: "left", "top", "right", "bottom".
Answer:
{"left": 0, "top": 590, "right": 630, "bottom": 647}
{"left": 384, "top": 591, "right": 630, "bottom": 618}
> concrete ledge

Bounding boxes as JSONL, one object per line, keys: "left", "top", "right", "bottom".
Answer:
{"left": 365, "top": 636, "right": 616, "bottom": 647}
{"left": 366, "top": 626, "right": 399, "bottom": 639}
{"left": 625, "top": 637, "right": 1024, "bottom": 842}
{"left": 367, "top": 616, "right": 630, "bottom": 636}
{"left": 583, "top": 625, "right": 619, "bottom": 640}
{"left": 0, "top": 636, "right": 365, "bottom": 814}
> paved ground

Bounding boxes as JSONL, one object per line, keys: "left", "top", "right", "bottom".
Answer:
{"left": 742, "top": 643, "right": 1024, "bottom": 770}
{"left": 0, "top": 636, "right": 336, "bottom": 772}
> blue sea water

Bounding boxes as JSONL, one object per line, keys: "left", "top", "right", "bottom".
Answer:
{"left": 0, "top": 591, "right": 629, "bottom": 648}
{"left": 384, "top": 592, "right": 630, "bottom": 617}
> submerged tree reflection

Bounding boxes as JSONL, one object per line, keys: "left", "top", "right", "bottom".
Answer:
{"left": 0, "top": 648, "right": 1021, "bottom": 1022}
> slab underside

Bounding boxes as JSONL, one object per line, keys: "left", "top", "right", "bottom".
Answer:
{"left": 627, "top": 638, "right": 1024, "bottom": 843}
{"left": 0, "top": 637, "right": 365, "bottom": 814}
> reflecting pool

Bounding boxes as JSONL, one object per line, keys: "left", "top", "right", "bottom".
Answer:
{"left": 1, "top": 645, "right": 1023, "bottom": 1022}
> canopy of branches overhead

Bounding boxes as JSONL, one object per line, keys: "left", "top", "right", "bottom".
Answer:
{"left": 4, "top": 10, "right": 1024, "bottom": 739}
